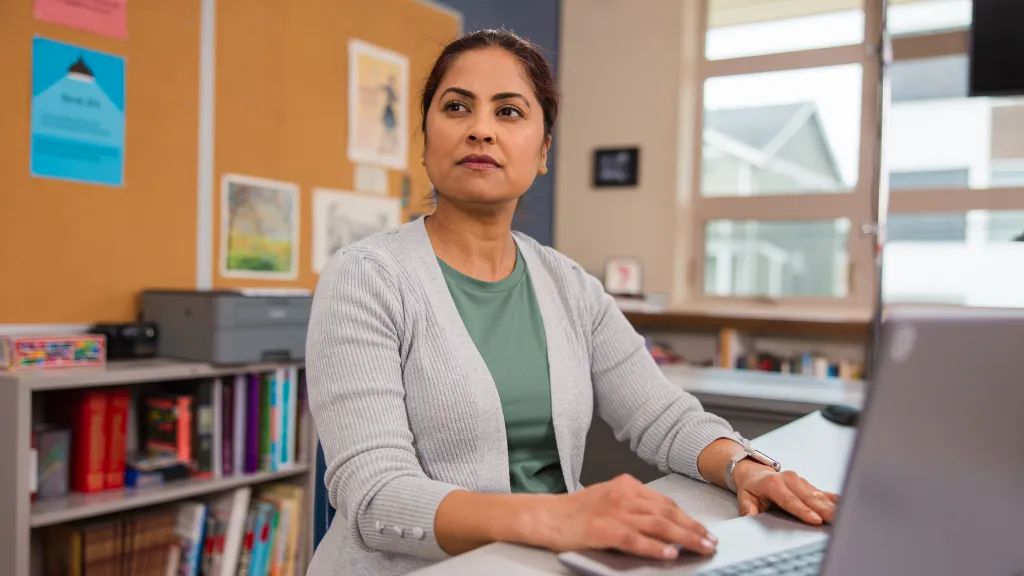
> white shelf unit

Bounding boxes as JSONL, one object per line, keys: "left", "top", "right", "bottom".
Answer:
{"left": 0, "top": 358, "right": 319, "bottom": 576}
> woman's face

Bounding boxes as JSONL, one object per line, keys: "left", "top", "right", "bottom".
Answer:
{"left": 423, "top": 47, "right": 550, "bottom": 207}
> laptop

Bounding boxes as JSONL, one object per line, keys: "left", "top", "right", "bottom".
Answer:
{"left": 559, "top": 307, "right": 1024, "bottom": 575}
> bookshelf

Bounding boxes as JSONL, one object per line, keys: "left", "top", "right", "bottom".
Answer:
{"left": 31, "top": 466, "right": 309, "bottom": 528}
{"left": 622, "top": 306, "right": 871, "bottom": 379}
{"left": 0, "top": 359, "right": 319, "bottom": 576}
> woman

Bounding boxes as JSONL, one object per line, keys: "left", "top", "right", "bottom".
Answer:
{"left": 306, "top": 30, "right": 838, "bottom": 576}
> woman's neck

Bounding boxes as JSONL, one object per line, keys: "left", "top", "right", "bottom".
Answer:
{"left": 424, "top": 199, "right": 518, "bottom": 282}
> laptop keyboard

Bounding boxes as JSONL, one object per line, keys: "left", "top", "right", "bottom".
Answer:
{"left": 698, "top": 541, "right": 826, "bottom": 576}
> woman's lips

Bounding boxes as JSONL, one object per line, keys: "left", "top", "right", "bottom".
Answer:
{"left": 459, "top": 161, "right": 501, "bottom": 170}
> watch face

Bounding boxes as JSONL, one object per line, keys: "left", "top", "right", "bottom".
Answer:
{"left": 751, "top": 451, "right": 782, "bottom": 471}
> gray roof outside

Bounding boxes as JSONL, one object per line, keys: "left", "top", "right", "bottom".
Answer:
{"left": 705, "top": 102, "right": 811, "bottom": 150}
{"left": 704, "top": 102, "right": 843, "bottom": 183}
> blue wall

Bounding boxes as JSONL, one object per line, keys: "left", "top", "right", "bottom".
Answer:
{"left": 434, "top": 0, "right": 560, "bottom": 246}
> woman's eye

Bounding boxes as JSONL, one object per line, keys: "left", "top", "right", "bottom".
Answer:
{"left": 444, "top": 101, "right": 468, "bottom": 113}
{"left": 497, "top": 105, "right": 524, "bottom": 118}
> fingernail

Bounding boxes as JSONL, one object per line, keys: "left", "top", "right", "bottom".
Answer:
{"left": 663, "top": 546, "right": 678, "bottom": 559}
{"left": 813, "top": 491, "right": 824, "bottom": 498}
{"left": 707, "top": 533, "right": 719, "bottom": 544}
{"left": 701, "top": 538, "right": 715, "bottom": 551}
{"left": 810, "top": 512, "right": 823, "bottom": 523}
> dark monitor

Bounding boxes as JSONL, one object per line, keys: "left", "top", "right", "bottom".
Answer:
{"left": 969, "top": 0, "right": 1024, "bottom": 97}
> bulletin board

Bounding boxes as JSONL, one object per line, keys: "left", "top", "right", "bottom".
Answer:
{"left": 0, "top": 2, "right": 201, "bottom": 325}
{"left": 211, "top": 0, "right": 460, "bottom": 292}
{"left": 0, "top": 0, "right": 460, "bottom": 323}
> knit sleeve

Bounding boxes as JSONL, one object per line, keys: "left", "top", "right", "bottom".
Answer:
{"left": 306, "top": 249, "right": 462, "bottom": 559}
{"left": 579, "top": 268, "right": 745, "bottom": 482}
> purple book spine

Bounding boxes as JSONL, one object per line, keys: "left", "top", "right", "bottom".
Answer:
{"left": 246, "top": 373, "right": 261, "bottom": 474}
{"left": 222, "top": 379, "right": 234, "bottom": 476}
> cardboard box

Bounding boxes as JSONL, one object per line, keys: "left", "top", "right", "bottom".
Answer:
{"left": 0, "top": 334, "right": 106, "bottom": 371}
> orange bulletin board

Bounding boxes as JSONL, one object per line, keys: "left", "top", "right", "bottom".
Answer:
{"left": 0, "top": 0, "right": 460, "bottom": 324}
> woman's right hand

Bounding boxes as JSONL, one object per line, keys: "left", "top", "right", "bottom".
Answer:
{"left": 532, "top": 474, "right": 718, "bottom": 560}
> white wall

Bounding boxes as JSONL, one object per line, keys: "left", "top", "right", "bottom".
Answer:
{"left": 555, "top": 0, "right": 691, "bottom": 296}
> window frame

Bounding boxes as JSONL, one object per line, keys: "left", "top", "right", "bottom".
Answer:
{"left": 682, "top": 0, "right": 1024, "bottom": 314}
{"left": 684, "top": 0, "right": 882, "bottom": 312}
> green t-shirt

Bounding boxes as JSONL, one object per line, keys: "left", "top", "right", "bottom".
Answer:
{"left": 437, "top": 247, "right": 567, "bottom": 494}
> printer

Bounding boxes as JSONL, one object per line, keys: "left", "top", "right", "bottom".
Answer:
{"left": 141, "top": 290, "right": 312, "bottom": 364}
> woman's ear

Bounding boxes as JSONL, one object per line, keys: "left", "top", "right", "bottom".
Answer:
{"left": 538, "top": 134, "right": 552, "bottom": 175}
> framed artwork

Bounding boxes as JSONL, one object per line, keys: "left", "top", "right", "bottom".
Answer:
{"left": 593, "top": 147, "right": 639, "bottom": 187}
{"left": 312, "top": 188, "right": 401, "bottom": 273}
{"left": 604, "top": 257, "right": 644, "bottom": 296}
{"left": 348, "top": 39, "right": 409, "bottom": 170}
{"left": 220, "top": 174, "right": 300, "bottom": 280}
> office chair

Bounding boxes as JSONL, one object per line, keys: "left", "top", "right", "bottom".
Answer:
{"left": 313, "top": 441, "right": 336, "bottom": 550}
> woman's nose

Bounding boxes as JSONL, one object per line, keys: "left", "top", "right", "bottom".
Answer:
{"left": 467, "top": 118, "right": 496, "bottom": 144}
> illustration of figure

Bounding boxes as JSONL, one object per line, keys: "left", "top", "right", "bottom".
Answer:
{"left": 380, "top": 75, "right": 399, "bottom": 152}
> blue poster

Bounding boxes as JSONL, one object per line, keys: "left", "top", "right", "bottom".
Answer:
{"left": 31, "top": 37, "right": 125, "bottom": 187}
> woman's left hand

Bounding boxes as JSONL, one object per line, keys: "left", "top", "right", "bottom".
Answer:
{"left": 733, "top": 464, "right": 840, "bottom": 525}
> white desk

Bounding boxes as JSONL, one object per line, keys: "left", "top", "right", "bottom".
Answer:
{"left": 412, "top": 412, "right": 858, "bottom": 575}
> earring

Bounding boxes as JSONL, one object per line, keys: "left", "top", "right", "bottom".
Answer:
{"left": 540, "top": 165, "right": 548, "bottom": 175}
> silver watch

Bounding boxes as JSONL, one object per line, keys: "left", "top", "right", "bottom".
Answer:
{"left": 724, "top": 440, "right": 782, "bottom": 493}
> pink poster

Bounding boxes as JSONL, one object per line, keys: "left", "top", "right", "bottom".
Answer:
{"left": 35, "top": 0, "right": 127, "bottom": 39}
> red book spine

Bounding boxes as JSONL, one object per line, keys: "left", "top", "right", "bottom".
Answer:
{"left": 177, "top": 396, "right": 192, "bottom": 463}
{"left": 72, "top": 391, "right": 109, "bottom": 493}
{"left": 105, "top": 389, "right": 130, "bottom": 489}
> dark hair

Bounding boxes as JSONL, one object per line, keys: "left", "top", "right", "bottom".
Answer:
{"left": 420, "top": 29, "right": 559, "bottom": 140}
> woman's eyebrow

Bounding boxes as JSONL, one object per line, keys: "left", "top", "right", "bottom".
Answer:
{"left": 492, "top": 92, "right": 531, "bottom": 108}
{"left": 440, "top": 87, "right": 531, "bottom": 108}
{"left": 440, "top": 86, "right": 475, "bottom": 100}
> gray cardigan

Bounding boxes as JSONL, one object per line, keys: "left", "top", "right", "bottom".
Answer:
{"left": 305, "top": 217, "right": 742, "bottom": 576}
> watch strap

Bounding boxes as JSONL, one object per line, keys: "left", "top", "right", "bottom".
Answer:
{"left": 724, "top": 440, "right": 782, "bottom": 493}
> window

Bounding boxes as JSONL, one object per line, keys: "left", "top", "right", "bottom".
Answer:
{"left": 705, "top": 219, "right": 851, "bottom": 298}
{"left": 887, "top": 0, "right": 971, "bottom": 38}
{"left": 687, "top": 0, "right": 1024, "bottom": 312}
{"left": 883, "top": 0, "right": 1024, "bottom": 308}
{"left": 702, "top": 65, "right": 862, "bottom": 197}
{"left": 887, "top": 55, "right": 1024, "bottom": 190}
{"left": 688, "top": 1, "right": 872, "bottom": 308}
{"left": 883, "top": 211, "right": 1024, "bottom": 307}
{"left": 705, "top": 0, "right": 864, "bottom": 60}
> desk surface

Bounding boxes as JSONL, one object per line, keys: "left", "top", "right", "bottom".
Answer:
{"left": 413, "top": 412, "right": 857, "bottom": 575}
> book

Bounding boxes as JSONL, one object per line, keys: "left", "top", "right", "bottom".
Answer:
{"left": 81, "top": 518, "right": 118, "bottom": 575}
{"left": 264, "top": 373, "right": 276, "bottom": 471}
{"left": 274, "top": 369, "right": 285, "bottom": 470}
{"left": 235, "top": 502, "right": 258, "bottom": 573}
{"left": 213, "top": 377, "right": 224, "bottom": 478}
{"left": 71, "top": 390, "right": 109, "bottom": 493}
{"left": 235, "top": 504, "right": 258, "bottom": 576}
{"left": 201, "top": 515, "right": 217, "bottom": 576}
{"left": 287, "top": 367, "right": 298, "bottom": 465}
{"left": 260, "top": 484, "right": 305, "bottom": 576}
{"left": 207, "top": 486, "right": 251, "bottom": 576}
{"left": 174, "top": 502, "right": 207, "bottom": 576}
{"left": 268, "top": 371, "right": 279, "bottom": 473}
{"left": 35, "top": 424, "right": 70, "bottom": 499}
{"left": 106, "top": 388, "right": 131, "bottom": 489}
{"left": 222, "top": 377, "right": 234, "bottom": 477}
{"left": 194, "top": 380, "right": 215, "bottom": 478}
{"left": 44, "top": 522, "right": 83, "bottom": 576}
{"left": 296, "top": 371, "right": 309, "bottom": 465}
{"left": 251, "top": 501, "right": 277, "bottom": 576}
{"left": 245, "top": 374, "right": 261, "bottom": 474}
{"left": 258, "top": 495, "right": 286, "bottom": 576}
{"left": 145, "top": 395, "right": 193, "bottom": 464}
{"left": 233, "top": 374, "right": 247, "bottom": 476}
